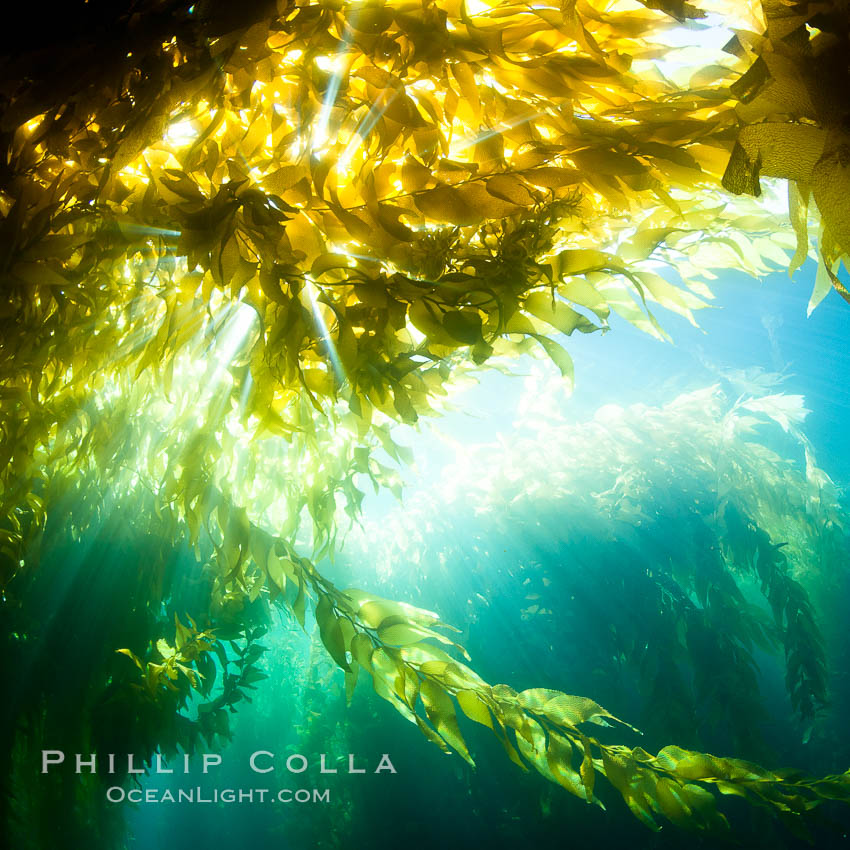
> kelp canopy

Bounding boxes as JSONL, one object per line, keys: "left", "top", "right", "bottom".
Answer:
{"left": 1, "top": 0, "right": 850, "bottom": 846}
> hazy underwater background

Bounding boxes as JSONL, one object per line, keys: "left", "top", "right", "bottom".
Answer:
{"left": 118, "top": 262, "right": 850, "bottom": 849}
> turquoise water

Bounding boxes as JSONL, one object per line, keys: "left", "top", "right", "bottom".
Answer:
{"left": 115, "top": 263, "right": 850, "bottom": 849}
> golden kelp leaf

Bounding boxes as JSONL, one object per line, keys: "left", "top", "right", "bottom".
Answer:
{"left": 654, "top": 777, "right": 692, "bottom": 824}
{"left": 682, "top": 783, "right": 728, "bottom": 830}
{"left": 370, "top": 662, "right": 417, "bottom": 722}
{"left": 316, "top": 595, "right": 350, "bottom": 671}
{"left": 641, "top": 0, "right": 705, "bottom": 22}
{"left": 515, "top": 716, "right": 553, "bottom": 776}
{"left": 453, "top": 182, "right": 522, "bottom": 218}
{"left": 504, "top": 312, "right": 538, "bottom": 334}
{"left": 414, "top": 185, "right": 481, "bottom": 225}
{"left": 266, "top": 549, "right": 287, "bottom": 591}
{"left": 160, "top": 168, "right": 205, "bottom": 202}
{"left": 740, "top": 123, "right": 827, "bottom": 185}
{"left": 689, "top": 64, "right": 734, "bottom": 88}
{"left": 370, "top": 646, "right": 406, "bottom": 697}
{"left": 725, "top": 124, "right": 828, "bottom": 196}
{"left": 378, "top": 621, "right": 432, "bottom": 645}
{"left": 572, "top": 148, "right": 647, "bottom": 176}
{"left": 292, "top": 577, "right": 306, "bottom": 628}
{"left": 519, "top": 688, "right": 634, "bottom": 730}
{"left": 116, "top": 648, "right": 144, "bottom": 671}
{"left": 788, "top": 182, "right": 810, "bottom": 276}
{"left": 546, "top": 733, "right": 588, "bottom": 800}
{"left": 654, "top": 745, "right": 769, "bottom": 782}
{"left": 408, "top": 301, "right": 457, "bottom": 346}
{"left": 529, "top": 334, "right": 574, "bottom": 384}
{"left": 520, "top": 167, "right": 582, "bottom": 188}
{"left": 354, "top": 67, "right": 403, "bottom": 90}
{"left": 812, "top": 149, "right": 850, "bottom": 256}
{"left": 414, "top": 713, "right": 452, "bottom": 752}
{"left": 442, "top": 309, "right": 483, "bottom": 345}
{"left": 416, "top": 660, "right": 450, "bottom": 677}
{"left": 619, "top": 227, "right": 682, "bottom": 262}
{"left": 401, "top": 155, "right": 432, "bottom": 193}
{"left": 601, "top": 749, "right": 661, "bottom": 831}
{"left": 262, "top": 165, "right": 308, "bottom": 196}
{"left": 455, "top": 689, "right": 493, "bottom": 729}
{"left": 420, "top": 679, "right": 474, "bottom": 765}
{"left": 344, "top": 589, "right": 440, "bottom": 628}
{"left": 578, "top": 733, "right": 596, "bottom": 801}
{"left": 634, "top": 271, "right": 705, "bottom": 324}
{"left": 559, "top": 277, "right": 610, "bottom": 321}
{"left": 311, "top": 253, "right": 353, "bottom": 278}
{"left": 18, "top": 232, "right": 92, "bottom": 261}
{"left": 486, "top": 173, "right": 535, "bottom": 206}
{"left": 552, "top": 249, "right": 623, "bottom": 277}
{"left": 174, "top": 614, "right": 193, "bottom": 651}
{"left": 345, "top": 665, "right": 359, "bottom": 704}
{"left": 450, "top": 63, "right": 480, "bottom": 120}
{"left": 524, "top": 291, "right": 598, "bottom": 335}
{"left": 346, "top": 4, "right": 394, "bottom": 34}
{"left": 722, "top": 141, "right": 762, "bottom": 196}
{"left": 350, "top": 632, "right": 374, "bottom": 671}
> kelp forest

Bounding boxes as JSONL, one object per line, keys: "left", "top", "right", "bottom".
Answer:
{"left": 1, "top": 1, "right": 850, "bottom": 848}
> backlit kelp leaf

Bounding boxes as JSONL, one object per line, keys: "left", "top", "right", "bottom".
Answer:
{"left": 344, "top": 589, "right": 441, "bottom": 628}
{"left": 419, "top": 679, "right": 474, "bottom": 765}
{"left": 377, "top": 620, "right": 428, "bottom": 646}
{"left": 529, "top": 334, "right": 575, "bottom": 384}
{"left": 518, "top": 689, "right": 638, "bottom": 731}
{"left": 486, "top": 173, "right": 536, "bottom": 206}
{"left": 401, "top": 155, "right": 432, "bottom": 194}
{"left": 316, "top": 595, "right": 351, "bottom": 671}
{"left": 265, "top": 548, "right": 288, "bottom": 591}
{"left": 546, "top": 733, "right": 588, "bottom": 800}
{"left": 292, "top": 577, "right": 307, "bottom": 628}
{"left": 578, "top": 733, "right": 596, "bottom": 802}
{"left": 654, "top": 776, "right": 693, "bottom": 824}
{"left": 442, "top": 309, "right": 484, "bottom": 345}
{"left": 413, "top": 185, "right": 481, "bottom": 226}
{"left": 350, "top": 632, "right": 374, "bottom": 671}
{"left": 523, "top": 291, "right": 599, "bottom": 336}
{"left": 455, "top": 689, "right": 494, "bottom": 729}
{"left": 812, "top": 149, "right": 850, "bottom": 256}
{"left": 600, "top": 749, "right": 662, "bottom": 830}
{"left": 728, "top": 123, "right": 828, "bottom": 189}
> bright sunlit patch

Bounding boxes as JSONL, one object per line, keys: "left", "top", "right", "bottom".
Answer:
{"left": 208, "top": 301, "right": 260, "bottom": 374}
{"left": 465, "top": 0, "right": 491, "bottom": 15}
{"left": 315, "top": 54, "right": 346, "bottom": 73}
{"left": 310, "top": 40, "right": 353, "bottom": 158}
{"left": 759, "top": 179, "right": 789, "bottom": 218}
{"left": 166, "top": 119, "right": 200, "bottom": 146}
{"left": 630, "top": 12, "right": 737, "bottom": 87}
{"left": 305, "top": 279, "right": 346, "bottom": 386}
